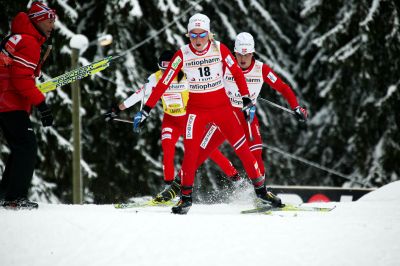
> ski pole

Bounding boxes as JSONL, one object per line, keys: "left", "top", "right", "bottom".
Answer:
{"left": 37, "top": 45, "right": 52, "bottom": 82}
{"left": 258, "top": 97, "right": 295, "bottom": 115}
{"left": 247, "top": 120, "right": 253, "bottom": 141}
{"left": 113, "top": 118, "right": 133, "bottom": 124}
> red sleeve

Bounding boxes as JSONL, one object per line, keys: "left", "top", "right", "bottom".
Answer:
{"left": 262, "top": 64, "right": 298, "bottom": 109}
{"left": 220, "top": 43, "right": 250, "bottom": 97}
{"left": 145, "top": 50, "right": 183, "bottom": 109}
{"left": 8, "top": 35, "right": 45, "bottom": 105}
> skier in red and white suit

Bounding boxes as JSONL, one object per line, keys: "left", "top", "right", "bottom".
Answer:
{"left": 104, "top": 51, "right": 239, "bottom": 193}
{"left": 198, "top": 32, "right": 308, "bottom": 177}
{"left": 134, "top": 14, "right": 283, "bottom": 214}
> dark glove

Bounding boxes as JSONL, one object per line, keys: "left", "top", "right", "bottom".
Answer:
{"left": 242, "top": 96, "right": 256, "bottom": 123}
{"left": 37, "top": 101, "right": 53, "bottom": 127}
{"left": 293, "top": 106, "right": 308, "bottom": 122}
{"left": 104, "top": 103, "right": 120, "bottom": 122}
{"left": 133, "top": 109, "right": 150, "bottom": 133}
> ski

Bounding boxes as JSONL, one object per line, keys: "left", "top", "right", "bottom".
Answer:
{"left": 1, "top": 205, "right": 38, "bottom": 210}
{"left": 241, "top": 204, "right": 335, "bottom": 214}
{"left": 37, "top": 56, "right": 112, "bottom": 93}
{"left": 0, "top": 199, "right": 39, "bottom": 210}
{"left": 114, "top": 199, "right": 175, "bottom": 209}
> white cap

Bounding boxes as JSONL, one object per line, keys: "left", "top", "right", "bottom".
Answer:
{"left": 234, "top": 32, "right": 255, "bottom": 55}
{"left": 187, "top": 13, "right": 210, "bottom": 32}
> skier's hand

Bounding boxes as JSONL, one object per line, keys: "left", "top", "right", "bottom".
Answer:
{"left": 37, "top": 101, "right": 54, "bottom": 127}
{"left": 293, "top": 106, "right": 308, "bottom": 123}
{"left": 242, "top": 96, "right": 256, "bottom": 123}
{"left": 133, "top": 110, "right": 149, "bottom": 133}
{"left": 104, "top": 103, "right": 120, "bottom": 122}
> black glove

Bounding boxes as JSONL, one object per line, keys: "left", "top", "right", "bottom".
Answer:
{"left": 293, "top": 106, "right": 308, "bottom": 122}
{"left": 242, "top": 96, "right": 256, "bottom": 122}
{"left": 104, "top": 103, "right": 120, "bottom": 122}
{"left": 37, "top": 101, "right": 53, "bottom": 127}
{"left": 133, "top": 106, "right": 151, "bottom": 133}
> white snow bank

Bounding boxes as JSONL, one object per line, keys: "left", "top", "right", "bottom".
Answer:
{"left": 359, "top": 180, "right": 400, "bottom": 202}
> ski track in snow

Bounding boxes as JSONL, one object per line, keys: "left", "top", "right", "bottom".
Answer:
{"left": 1, "top": 182, "right": 400, "bottom": 266}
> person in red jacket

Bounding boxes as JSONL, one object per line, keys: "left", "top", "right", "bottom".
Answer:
{"left": 133, "top": 14, "right": 283, "bottom": 214}
{"left": 0, "top": 1, "right": 55, "bottom": 209}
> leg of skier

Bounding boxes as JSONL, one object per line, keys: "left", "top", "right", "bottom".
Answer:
{"left": 152, "top": 114, "right": 185, "bottom": 204}
{"left": 234, "top": 109, "right": 265, "bottom": 176}
{"left": 215, "top": 109, "right": 283, "bottom": 209}
{"left": 160, "top": 116, "right": 182, "bottom": 184}
{"left": 208, "top": 149, "right": 239, "bottom": 179}
{"left": 171, "top": 110, "right": 210, "bottom": 214}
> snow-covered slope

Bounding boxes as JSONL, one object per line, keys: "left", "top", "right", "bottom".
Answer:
{"left": 1, "top": 182, "right": 400, "bottom": 266}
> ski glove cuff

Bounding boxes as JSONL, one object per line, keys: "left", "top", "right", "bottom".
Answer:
{"left": 242, "top": 96, "right": 256, "bottom": 123}
{"left": 294, "top": 106, "right": 308, "bottom": 122}
{"left": 37, "top": 101, "right": 54, "bottom": 127}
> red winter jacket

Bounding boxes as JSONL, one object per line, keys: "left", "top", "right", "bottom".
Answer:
{"left": 0, "top": 12, "right": 46, "bottom": 113}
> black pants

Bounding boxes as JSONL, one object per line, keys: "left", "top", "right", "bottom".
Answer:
{"left": 0, "top": 111, "right": 37, "bottom": 200}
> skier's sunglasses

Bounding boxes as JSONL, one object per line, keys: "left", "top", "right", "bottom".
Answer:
{"left": 189, "top": 31, "right": 208, "bottom": 39}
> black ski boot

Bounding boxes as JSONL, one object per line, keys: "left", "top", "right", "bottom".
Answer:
{"left": 255, "top": 186, "right": 284, "bottom": 208}
{"left": 1, "top": 198, "right": 39, "bottom": 210}
{"left": 171, "top": 194, "right": 192, "bottom": 215}
{"left": 153, "top": 179, "right": 180, "bottom": 204}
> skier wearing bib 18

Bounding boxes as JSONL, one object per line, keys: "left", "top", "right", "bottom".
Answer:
{"left": 133, "top": 14, "right": 283, "bottom": 214}
{"left": 104, "top": 50, "right": 240, "bottom": 205}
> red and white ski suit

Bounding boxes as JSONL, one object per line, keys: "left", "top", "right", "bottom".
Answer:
{"left": 198, "top": 59, "right": 300, "bottom": 176}
{"left": 123, "top": 70, "right": 237, "bottom": 182}
{"left": 145, "top": 41, "right": 264, "bottom": 195}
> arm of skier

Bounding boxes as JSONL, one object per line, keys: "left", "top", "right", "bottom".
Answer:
{"left": 120, "top": 74, "right": 156, "bottom": 110}
{"left": 262, "top": 64, "right": 307, "bottom": 121}
{"left": 132, "top": 50, "right": 183, "bottom": 132}
{"left": 104, "top": 75, "right": 156, "bottom": 121}
{"left": 262, "top": 64, "right": 298, "bottom": 109}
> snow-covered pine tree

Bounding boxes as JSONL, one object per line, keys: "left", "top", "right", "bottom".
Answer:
{"left": 295, "top": 0, "right": 400, "bottom": 187}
